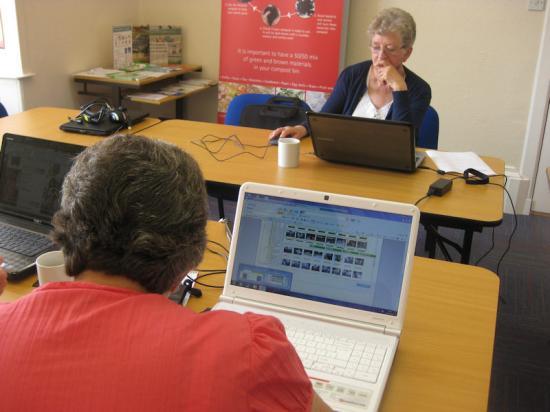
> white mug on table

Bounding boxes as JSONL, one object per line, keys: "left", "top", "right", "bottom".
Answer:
{"left": 278, "top": 137, "right": 300, "bottom": 168}
{"left": 36, "top": 250, "right": 73, "bottom": 285}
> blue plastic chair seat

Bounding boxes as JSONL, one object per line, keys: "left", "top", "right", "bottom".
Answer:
{"left": 418, "top": 106, "right": 439, "bottom": 149}
{"left": 224, "top": 93, "right": 310, "bottom": 127}
{"left": 0, "top": 102, "right": 8, "bottom": 118}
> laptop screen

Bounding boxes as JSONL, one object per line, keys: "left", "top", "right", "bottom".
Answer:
{"left": 230, "top": 193, "right": 413, "bottom": 316}
{"left": 307, "top": 112, "right": 418, "bottom": 172}
{"left": 0, "top": 134, "right": 84, "bottom": 224}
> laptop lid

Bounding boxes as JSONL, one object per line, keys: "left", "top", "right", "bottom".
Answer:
{"left": 221, "top": 182, "right": 419, "bottom": 334}
{"left": 307, "top": 112, "right": 419, "bottom": 172}
{"left": 0, "top": 134, "right": 85, "bottom": 225}
{"left": 59, "top": 112, "right": 148, "bottom": 136}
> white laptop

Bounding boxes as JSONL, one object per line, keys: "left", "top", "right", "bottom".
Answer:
{"left": 214, "top": 182, "right": 419, "bottom": 411}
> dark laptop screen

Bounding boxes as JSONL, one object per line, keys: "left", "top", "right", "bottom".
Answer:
{"left": 307, "top": 112, "right": 417, "bottom": 172}
{"left": 0, "top": 134, "right": 84, "bottom": 224}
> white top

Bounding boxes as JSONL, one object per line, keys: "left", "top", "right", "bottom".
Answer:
{"left": 352, "top": 73, "right": 393, "bottom": 120}
{"left": 352, "top": 93, "right": 392, "bottom": 119}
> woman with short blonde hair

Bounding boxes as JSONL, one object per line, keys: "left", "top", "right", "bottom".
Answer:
{"left": 270, "top": 7, "right": 431, "bottom": 143}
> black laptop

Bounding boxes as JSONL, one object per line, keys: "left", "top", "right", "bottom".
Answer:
{"left": 59, "top": 112, "right": 148, "bottom": 136}
{"left": 307, "top": 112, "right": 426, "bottom": 172}
{"left": 0, "top": 134, "right": 84, "bottom": 280}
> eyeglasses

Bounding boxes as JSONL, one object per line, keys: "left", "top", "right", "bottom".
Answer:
{"left": 370, "top": 44, "right": 404, "bottom": 56}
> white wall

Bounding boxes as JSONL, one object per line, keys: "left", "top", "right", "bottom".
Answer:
{"left": 0, "top": 0, "right": 25, "bottom": 114}
{"left": 8, "top": 0, "right": 547, "bottom": 170}
{"left": 136, "top": 0, "right": 221, "bottom": 122}
{"left": 347, "top": 0, "right": 543, "bottom": 168}
{"left": 16, "top": 0, "right": 138, "bottom": 109}
{"left": 0, "top": 0, "right": 23, "bottom": 75}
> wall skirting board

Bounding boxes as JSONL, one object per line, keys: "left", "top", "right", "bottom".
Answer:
{"left": 505, "top": 165, "right": 531, "bottom": 215}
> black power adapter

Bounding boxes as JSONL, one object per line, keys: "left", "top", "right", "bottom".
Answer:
{"left": 428, "top": 178, "right": 453, "bottom": 196}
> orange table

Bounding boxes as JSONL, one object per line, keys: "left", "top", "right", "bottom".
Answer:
{"left": 2, "top": 221, "right": 499, "bottom": 412}
{"left": 0, "top": 107, "right": 160, "bottom": 146}
{"left": 139, "top": 119, "right": 506, "bottom": 263}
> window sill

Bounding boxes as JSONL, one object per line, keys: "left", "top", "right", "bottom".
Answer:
{"left": 0, "top": 72, "right": 35, "bottom": 80}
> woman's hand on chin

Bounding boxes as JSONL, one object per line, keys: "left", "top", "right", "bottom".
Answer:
{"left": 374, "top": 63, "right": 407, "bottom": 92}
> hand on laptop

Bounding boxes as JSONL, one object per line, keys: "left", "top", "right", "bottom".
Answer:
{"left": 0, "top": 257, "right": 7, "bottom": 296}
{"left": 269, "top": 125, "right": 308, "bottom": 142}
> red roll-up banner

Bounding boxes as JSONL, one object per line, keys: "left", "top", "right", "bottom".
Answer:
{"left": 218, "top": 0, "right": 348, "bottom": 123}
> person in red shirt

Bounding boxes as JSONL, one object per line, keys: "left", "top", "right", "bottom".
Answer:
{"left": 0, "top": 135, "right": 330, "bottom": 411}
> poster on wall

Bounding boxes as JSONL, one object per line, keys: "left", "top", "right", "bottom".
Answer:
{"left": 218, "top": 0, "right": 348, "bottom": 123}
{"left": 0, "top": 10, "right": 5, "bottom": 49}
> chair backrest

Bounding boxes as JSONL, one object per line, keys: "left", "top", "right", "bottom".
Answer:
{"left": 224, "top": 94, "right": 274, "bottom": 126}
{"left": 0, "top": 102, "right": 7, "bottom": 118}
{"left": 224, "top": 93, "right": 311, "bottom": 127}
{"left": 418, "top": 106, "right": 439, "bottom": 149}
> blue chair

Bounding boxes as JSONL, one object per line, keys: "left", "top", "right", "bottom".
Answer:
{"left": 224, "top": 94, "right": 274, "bottom": 126}
{"left": 0, "top": 102, "right": 7, "bottom": 118}
{"left": 224, "top": 93, "right": 311, "bottom": 127}
{"left": 418, "top": 106, "right": 439, "bottom": 149}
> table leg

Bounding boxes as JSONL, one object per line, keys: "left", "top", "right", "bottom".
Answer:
{"left": 424, "top": 223, "right": 477, "bottom": 264}
{"left": 116, "top": 87, "right": 123, "bottom": 107}
{"left": 176, "top": 99, "right": 186, "bottom": 119}
{"left": 460, "top": 229, "right": 474, "bottom": 264}
{"left": 217, "top": 198, "right": 225, "bottom": 219}
{"left": 425, "top": 224, "right": 437, "bottom": 258}
{"left": 206, "top": 181, "right": 239, "bottom": 220}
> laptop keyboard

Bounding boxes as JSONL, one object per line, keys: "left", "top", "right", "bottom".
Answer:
{"left": 284, "top": 325, "right": 387, "bottom": 383}
{"left": 0, "top": 223, "right": 53, "bottom": 257}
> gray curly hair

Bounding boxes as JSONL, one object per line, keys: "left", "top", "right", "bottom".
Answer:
{"left": 368, "top": 8, "right": 416, "bottom": 49}
{"left": 51, "top": 135, "right": 208, "bottom": 294}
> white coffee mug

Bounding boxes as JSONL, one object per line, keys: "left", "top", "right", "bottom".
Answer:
{"left": 278, "top": 137, "right": 300, "bottom": 168}
{"left": 36, "top": 250, "right": 73, "bottom": 285}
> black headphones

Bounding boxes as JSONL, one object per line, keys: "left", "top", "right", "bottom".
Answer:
{"left": 464, "top": 168, "right": 489, "bottom": 185}
{"left": 108, "top": 107, "right": 128, "bottom": 124}
{"left": 69, "top": 99, "right": 128, "bottom": 126}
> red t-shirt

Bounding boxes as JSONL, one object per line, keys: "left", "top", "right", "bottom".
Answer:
{"left": 0, "top": 282, "right": 312, "bottom": 411}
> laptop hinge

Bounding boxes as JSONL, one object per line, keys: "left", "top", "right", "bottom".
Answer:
{"left": 218, "top": 295, "right": 233, "bottom": 304}
{"left": 385, "top": 327, "right": 401, "bottom": 338}
{"left": 224, "top": 296, "right": 388, "bottom": 334}
{"left": 0, "top": 213, "right": 52, "bottom": 233}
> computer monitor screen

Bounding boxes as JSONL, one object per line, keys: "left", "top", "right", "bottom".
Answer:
{"left": 230, "top": 193, "right": 413, "bottom": 315}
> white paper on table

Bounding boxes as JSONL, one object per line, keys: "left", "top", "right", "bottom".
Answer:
{"left": 127, "top": 93, "right": 167, "bottom": 101}
{"left": 426, "top": 150, "right": 496, "bottom": 175}
{"left": 159, "top": 84, "right": 204, "bottom": 96}
{"left": 179, "top": 78, "right": 217, "bottom": 86}
{"left": 75, "top": 67, "right": 122, "bottom": 77}
{"left": 136, "top": 71, "right": 166, "bottom": 78}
